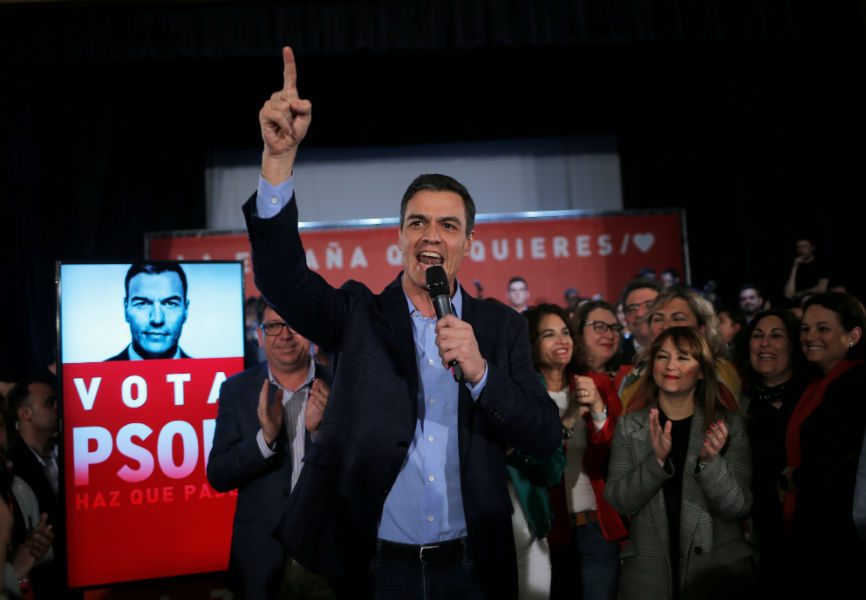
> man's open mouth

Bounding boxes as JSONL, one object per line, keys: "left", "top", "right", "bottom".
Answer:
{"left": 418, "top": 251, "right": 444, "bottom": 266}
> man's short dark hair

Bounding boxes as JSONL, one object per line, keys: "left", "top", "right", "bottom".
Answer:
{"left": 619, "top": 278, "right": 663, "bottom": 307}
{"left": 125, "top": 262, "right": 188, "bottom": 299}
{"left": 738, "top": 282, "right": 762, "bottom": 297}
{"left": 508, "top": 277, "right": 527, "bottom": 288}
{"left": 8, "top": 380, "right": 36, "bottom": 423}
{"left": 400, "top": 174, "right": 476, "bottom": 234}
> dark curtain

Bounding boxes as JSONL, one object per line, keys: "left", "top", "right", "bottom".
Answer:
{"left": 1, "top": 0, "right": 864, "bottom": 376}
{"left": 1, "top": 1, "right": 861, "bottom": 66}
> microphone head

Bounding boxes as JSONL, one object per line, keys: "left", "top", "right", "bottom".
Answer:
{"left": 425, "top": 265, "right": 450, "bottom": 297}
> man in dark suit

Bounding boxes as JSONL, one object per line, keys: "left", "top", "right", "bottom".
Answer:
{"left": 244, "top": 47, "right": 561, "bottom": 599}
{"left": 207, "top": 298, "right": 333, "bottom": 600}
{"left": 106, "top": 262, "right": 191, "bottom": 361}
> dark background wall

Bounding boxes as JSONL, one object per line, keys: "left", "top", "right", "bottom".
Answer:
{"left": 2, "top": 0, "right": 864, "bottom": 377}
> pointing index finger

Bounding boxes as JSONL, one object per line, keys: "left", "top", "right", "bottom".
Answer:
{"left": 282, "top": 46, "right": 298, "bottom": 94}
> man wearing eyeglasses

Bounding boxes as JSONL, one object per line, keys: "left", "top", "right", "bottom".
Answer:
{"left": 207, "top": 297, "right": 334, "bottom": 600}
{"left": 617, "top": 278, "right": 663, "bottom": 367}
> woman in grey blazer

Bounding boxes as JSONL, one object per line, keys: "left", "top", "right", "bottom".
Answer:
{"left": 604, "top": 327, "right": 755, "bottom": 600}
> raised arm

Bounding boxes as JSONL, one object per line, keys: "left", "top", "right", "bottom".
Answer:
{"left": 244, "top": 47, "right": 356, "bottom": 351}
{"left": 259, "top": 46, "right": 312, "bottom": 186}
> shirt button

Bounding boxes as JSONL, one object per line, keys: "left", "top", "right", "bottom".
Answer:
{"left": 428, "top": 359, "right": 435, "bottom": 366}
{"left": 428, "top": 324, "right": 434, "bottom": 329}
{"left": 429, "top": 398, "right": 435, "bottom": 404}
{"left": 428, "top": 476, "right": 435, "bottom": 482}
{"left": 270, "top": 196, "right": 279, "bottom": 205}
{"left": 428, "top": 435, "right": 434, "bottom": 442}
{"left": 427, "top": 516, "right": 434, "bottom": 522}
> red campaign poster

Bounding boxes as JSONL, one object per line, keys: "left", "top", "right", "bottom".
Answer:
{"left": 64, "top": 358, "right": 242, "bottom": 587}
{"left": 59, "top": 262, "right": 246, "bottom": 588}
{"left": 149, "top": 211, "right": 686, "bottom": 304}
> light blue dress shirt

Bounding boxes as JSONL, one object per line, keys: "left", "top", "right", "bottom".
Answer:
{"left": 255, "top": 175, "right": 487, "bottom": 544}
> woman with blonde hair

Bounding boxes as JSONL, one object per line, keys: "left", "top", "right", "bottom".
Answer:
{"left": 618, "top": 287, "right": 741, "bottom": 413}
{"left": 605, "top": 327, "right": 754, "bottom": 600}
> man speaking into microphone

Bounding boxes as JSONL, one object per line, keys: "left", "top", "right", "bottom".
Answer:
{"left": 243, "top": 47, "right": 560, "bottom": 599}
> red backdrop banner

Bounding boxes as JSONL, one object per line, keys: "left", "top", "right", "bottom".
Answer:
{"left": 63, "top": 357, "right": 243, "bottom": 587}
{"left": 149, "top": 211, "right": 686, "bottom": 304}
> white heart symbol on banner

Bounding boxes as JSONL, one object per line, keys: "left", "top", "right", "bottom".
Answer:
{"left": 633, "top": 233, "right": 655, "bottom": 253}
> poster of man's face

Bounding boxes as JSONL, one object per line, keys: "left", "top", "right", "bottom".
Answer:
{"left": 122, "top": 264, "right": 189, "bottom": 359}
{"left": 60, "top": 261, "right": 244, "bottom": 364}
{"left": 58, "top": 260, "right": 245, "bottom": 588}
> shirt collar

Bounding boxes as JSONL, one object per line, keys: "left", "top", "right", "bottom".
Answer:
{"left": 127, "top": 344, "right": 182, "bottom": 360}
{"left": 25, "top": 440, "right": 58, "bottom": 466}
{"left": 403, "top": 277, "right": 463, "bottom": 320}
{"left": 267, "top": 356, "right": 316, "bottom": 393}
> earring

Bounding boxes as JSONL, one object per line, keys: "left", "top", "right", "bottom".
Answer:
{"left": 850, "top": 340, "right": 855, "bottom": 348}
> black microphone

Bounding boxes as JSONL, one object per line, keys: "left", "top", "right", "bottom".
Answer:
{"left": 425, "top": 265, "right": 464, "bottom": 382}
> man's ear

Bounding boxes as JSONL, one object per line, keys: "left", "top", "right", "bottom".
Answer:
{"left": 463, "top": 230, "right": 474, "bottom": 257}
{"left": 123, "top": 297, "right": 130, "bottom": 323}
{"left": 17, "top": 405, "right": 32, "bottom": 423}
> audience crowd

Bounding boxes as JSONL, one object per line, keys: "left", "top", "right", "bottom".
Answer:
{"left": 1, "top": 234, "right": 863, "bottom": 599}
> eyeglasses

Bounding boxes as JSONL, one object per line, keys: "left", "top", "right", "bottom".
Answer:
{"left": 259, "top": 321, "right": 294, "bottom": 336}
{"left": 624, "top": 299, "right": 655, "bottom": 314}
{"left": 584, "top": 321, "right": 623, "bottom": 336}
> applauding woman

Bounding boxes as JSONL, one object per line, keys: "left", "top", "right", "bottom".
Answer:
{"left": 605, "top": 327, "right": 754, "bottom": 600}
{"left": 525, "top": 304, "right": 625, "bottom": 600}
{"left": 619, "top": 287, "right": 741, "bottom": 413}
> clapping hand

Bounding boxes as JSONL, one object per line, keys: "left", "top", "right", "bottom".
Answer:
{"left": 649, "top": 408, "right": 672, "bottom": 467}
{"left": 257, "top": 380, "right": 284, "bottom": 446}
{"left": 305, "top": 378, "right": 330, "bottom": 434}
{"left": 699, "top": 419, "right": 728, "bottom": 462}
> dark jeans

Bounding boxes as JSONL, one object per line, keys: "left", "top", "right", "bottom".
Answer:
{"left": 369, "top": 540, "right": 485, "bottom": 600}
{"left": 551, "top": 521, "right": 620, "bottom": 600}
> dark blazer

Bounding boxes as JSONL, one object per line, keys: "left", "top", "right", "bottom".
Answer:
{"left": 791, "top": 364, "right": 866, "bottom": 582}
{"left": 8, "top": 437, "right": 63, "bottom": 598}
{"left": 206, "top": 360, "right": 331, "bottom": 600}
{"left": 243, "top": 195, "right": 561, "bottom": 600}
{"left": 9, "top": 438, "right": 58, "bottom": 529}
{"left": 105, "top": 346, "right": 191, "bottom": 361}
